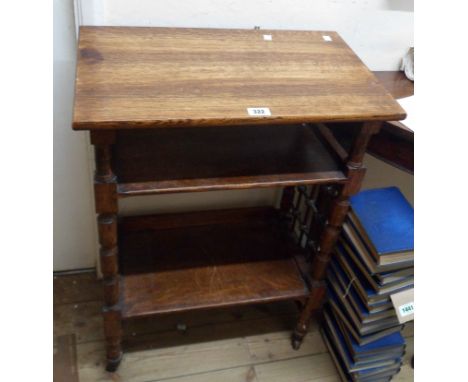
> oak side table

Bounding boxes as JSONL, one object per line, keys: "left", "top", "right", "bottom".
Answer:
{"left": 72, "top": 26, "right": 405, "bottom": 371}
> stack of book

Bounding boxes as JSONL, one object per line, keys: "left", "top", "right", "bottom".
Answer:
{"left": 322, "top": 187, "right": 414, "bottom": 381}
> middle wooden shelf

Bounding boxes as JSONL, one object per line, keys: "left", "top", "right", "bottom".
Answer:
{"left": 118, "top": 207, "right": 311, "bottom": 319}
{"left": 112, "top": 124, "right": 346, "bottom": 196}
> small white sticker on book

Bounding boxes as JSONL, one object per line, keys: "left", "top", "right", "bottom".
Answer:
{"left": 391, "top": 288, "right": 414, "bottom": 324}
{"left": 322, "top": 35, "right": 332, "bottom": 42}
{"left": 247, "top": 107, "right": 271, "bottom": 116}
{"left": 398, "top": 302, "right": 414, "bottom": 317}
{"left": 263, "top": 34, "right": 272, "bottom": 41}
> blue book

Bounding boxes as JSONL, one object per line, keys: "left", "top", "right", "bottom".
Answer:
{"left": 321, "top": 326, "right": 402, "bottom": 382}
{"left": 327, "top": 266, "right": 402, "bottom": 337}
{"left": 326, "top": 288, "right": 402, "bottom": 346}
{"left": 348, "top": 187, "right": 414, "bottom": 269}
{"left": 338, "top": 237, "right": 414, "bottom": 292}
{"left": 354, "top": 365, "right": 402, "bottom": 381}
{"left": 330, "top": 257, "right": 393, "bottom": 312}
{"left": 337, "top": 316, "right": 405, "bottom": 360}
{"left": 336, "top": 244, "right": 414, "bottom": 302}
{"left": 326, "top": 306, "right": 404, "bottom": 359}
{"left": 322, "top": 308, "right": 403, "bottom": 372}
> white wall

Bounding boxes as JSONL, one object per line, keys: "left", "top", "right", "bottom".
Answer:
{"left": 54, "top": 0, "right": 97, "bottom": 270}
{"left": 54, "top": 0, "right": 413, "bottom": 271}
{"left": 79, "top": 0, "right": 413, "bottom": 70}
{"left": 362, "top": 155, "right": 413, "bottom": 205}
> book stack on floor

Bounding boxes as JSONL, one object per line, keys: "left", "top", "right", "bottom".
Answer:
{"left": 322, "top": 187, "right": 414, "bottom": 381}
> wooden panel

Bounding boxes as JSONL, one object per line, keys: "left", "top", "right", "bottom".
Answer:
{"left": 327, "top": 121, "right": 413, "bottom": 173}
{"left": 113, "top": 124, "right": 346, "bottom": 195}
{"left": 367, "top": 124, "right": 414, "bottom": 173}
{"left": 117, "top": 172, "right": 346, "bottom": 196}
{"left": 73, "top": 27, "right": 405, "bottom": 130}
{"left": 118, "top": 208, "right": 309, "bottom": 318}
{"left": 373, "top": 71, "right": 414, "bottom": 99}
{"left": 53, "top": 299, "right": 300, "bottom": 346}
{"left": 119, "top": 207, "right": 277, "bottom": 232}
{"left": 370, "top": 71, "right": 414, "bottom": 172}
{"left": 123, "top": 315, "right": 301, "bottom": 353}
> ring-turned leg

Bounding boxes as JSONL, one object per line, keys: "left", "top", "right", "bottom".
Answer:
{"left": 99, "top": 214, "right": 122, "bottom": 371}
{"left": 91, "top": 131, "right": 122, "bottom": 371}
{"left": 292, "top": 122, "right": 381, "bottom": 349}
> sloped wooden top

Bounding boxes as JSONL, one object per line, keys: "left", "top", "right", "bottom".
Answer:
{"left": 72, "top": 26, "right": 405, "bottom": 130}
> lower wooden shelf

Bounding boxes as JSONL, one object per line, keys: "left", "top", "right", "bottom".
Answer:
{"left": 118, "top": 207, "right": 310, "bottom": 319}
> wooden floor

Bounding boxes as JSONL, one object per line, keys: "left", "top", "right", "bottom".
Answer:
{"left": 54, "top": 271, "right": 413, "bottom": 382}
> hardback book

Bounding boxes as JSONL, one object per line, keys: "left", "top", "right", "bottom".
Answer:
{"left": 324, "top": 314, "right": 401, "bottom": 373}
{"left": 342, "top": 282, "right": 397, "bottom": 326}
{"left": 322, "top": 309, "right": 402, "bottom": 372}
{"left": 330, "top": 260, "right": 397, "bottom": 324}
{"left": 361, "top": 368, "right": 401, "bottom": 380}
{"left": 321, "top": 328, "right": 349, "bottom": 382}
{"left": 336, "top": 243, "right": 414, "bottom": 300}
{"left": 327, "top": 266, "right": 402, "bottom": 336}
{"left": 375, "top": 267, "right": 414, "bottom": 285}
{"left": 324, "top": 308, "right": 404, "bottom": 364}
{"left": 338, "top": 238, "right": 414, "bottom": 291}
{"left": 330, "top": 259, "right": 395, "bottom": 314}
{"left": 342, "top": 221, "right": 413, "bottom": 273}
{"left": 348, "top": 187, "right": 414, "bottom": 267}
{"left": 321, "top": 327, "right": 401, "bottom": 382}
{"left": 355, "top": 368, "right": 401, "bottom": 382}
{"left": 326, "top": 295, "right": 403, "bottom": 346}
{"left": 320, "top": 331, "right": 401, "bottom": 382}
{"left": 334, "top": 310, "right": 405, "bottom": 360}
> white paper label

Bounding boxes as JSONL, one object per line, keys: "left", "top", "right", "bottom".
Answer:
{"left": 390, "top": 288, "right": 414, "bottom": 323}
{"left": 398, "top": 302, "right": 414, "bottom": 317}
{"left": 263, "top": 34, "right": 272, "bottom": 41}
{"left": 322, "top": 35, "right": 332, "bottom": 42}
{"left": 247, "top": 107, "right": 271, "bottom": 116}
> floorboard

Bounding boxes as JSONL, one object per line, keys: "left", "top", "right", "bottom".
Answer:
{"left": 54, "top": 271, "right": 414, "bottom": 382}
{"left": 54, "top": 272, "right": 102, "bottom": 305}
{"left": 54, "top": 334, "right": 79, "bottom": 382}
{"left": 246, "top": 330, "right": 326, "bottom": 362}
{"left": 150, "top": 366, "right": 259, "bottom": 382}
{"left": 254, "top": 354, "right": 340, "bottom": 382}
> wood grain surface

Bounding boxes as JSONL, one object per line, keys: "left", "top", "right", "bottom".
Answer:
{"left": 54, "top": 272, "right": 414, "bottom": 381}
{"left": 373, "top": 71, "right": 413, "bottom": 99}
{"left": 73, "top": 27, "right": 405, "bottom": 130}
{"left": 328, "top": 71, "right": 414, "bottom": 173}
{"left": 54, "top": 335, "right": 79, "bottom": 382}
{"left": 118, "top": 207, "right": 309, "bottom": 318}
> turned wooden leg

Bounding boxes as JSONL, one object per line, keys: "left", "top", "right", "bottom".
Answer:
{"left": 292, "top": 282, "right": 328, "bottom": 349}
{"left": 291, "top": 122, "right": 381, "bottom": 349}
{"left": 91, "top": 131, "right": 122, "bottom": 372}
{"left": 99, "top": 214, "right": 122, "bottom": 372}
{"left": 292, "top": 194, "right": 348, "bottom": 349}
